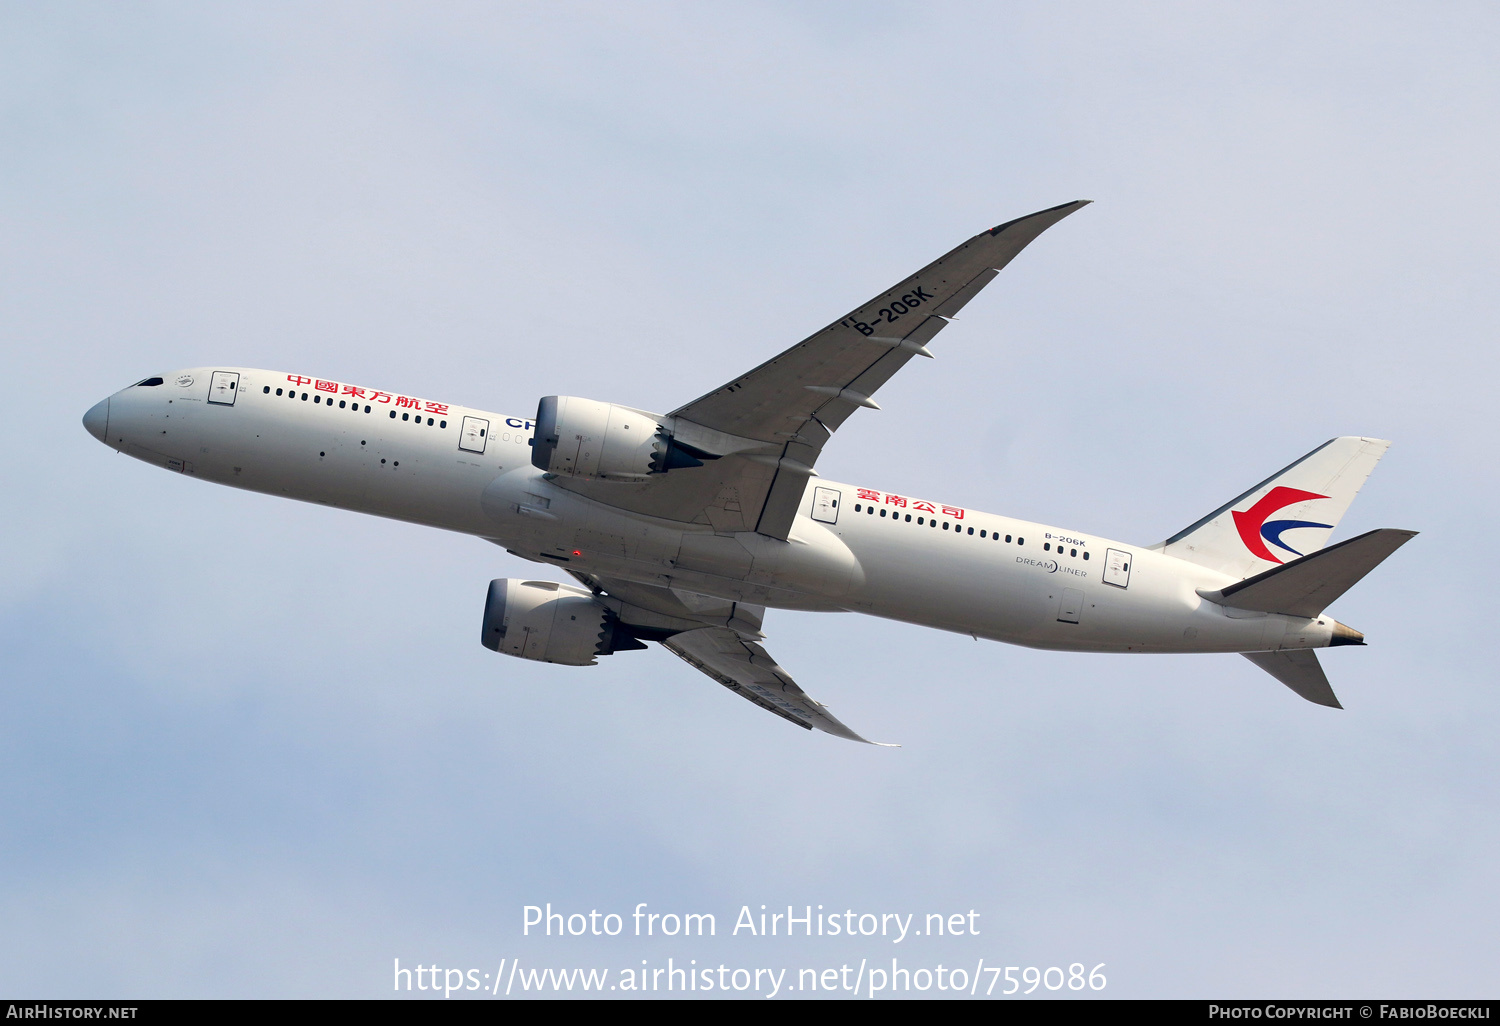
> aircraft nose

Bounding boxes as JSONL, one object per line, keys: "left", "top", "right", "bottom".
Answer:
{"left": 82, "top": 397, "right": 110, "bottom": 444}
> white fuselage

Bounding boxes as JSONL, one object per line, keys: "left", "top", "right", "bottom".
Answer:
{"left": 85, "top": 368, "right": 1337, "bottom": 656}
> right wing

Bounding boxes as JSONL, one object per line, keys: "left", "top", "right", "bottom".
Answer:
{"left": 663, "top": 626, "right": 892, "bottom": 745}
{"left": 570, "top": 571, "right": 891, "bottom": 744}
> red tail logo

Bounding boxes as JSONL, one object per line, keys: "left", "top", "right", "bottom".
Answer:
{"left": 1232, "top": 487, "right": 1331, "bottom": 564}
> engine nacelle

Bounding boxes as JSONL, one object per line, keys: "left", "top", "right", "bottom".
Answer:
{"left": 530, "top": 396, "right": 709, "bottom": 482}
{"left": 480, "top": 579, "right": 642, "bottom": 666}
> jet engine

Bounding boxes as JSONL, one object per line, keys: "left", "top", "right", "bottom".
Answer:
{"left": 530, "top": 396, "right": 713, "bottom": 482}
{"left": 480, "top": 579, "right": 645, "bottom": 666}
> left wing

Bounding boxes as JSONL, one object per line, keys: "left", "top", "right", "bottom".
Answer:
{"left": 670, "top": 201, "right": 1090, "bottom": 449}
{"left": 548, "top": 201, "right": 1090, "bottom": 539}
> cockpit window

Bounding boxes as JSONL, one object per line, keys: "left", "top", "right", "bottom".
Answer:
{"left": 134, "top": 377, "right": 164, "bottom": 387}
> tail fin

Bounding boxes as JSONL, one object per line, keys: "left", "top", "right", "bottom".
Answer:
{"left": 1158, "top": 437, "right": 1391, "bottom": 578}
{"left": 1200, "top": 528, "right": 1417, "bottom": 618}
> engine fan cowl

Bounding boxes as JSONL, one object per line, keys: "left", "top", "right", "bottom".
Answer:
{"left": 480, "top": 579, "right": 643, "bottom": 666}
{"left": 530, "top": 395, "right": 709, "bottom": 481}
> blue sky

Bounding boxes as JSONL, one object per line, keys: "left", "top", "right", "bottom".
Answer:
{"left": 2, "top": 2, "right": 1496, "bottom": 998}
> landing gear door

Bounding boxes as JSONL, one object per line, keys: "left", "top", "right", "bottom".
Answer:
{"left": 208, "top": 371, "right": 239, "bottom": 406}
{"left": 460, "top": 416, "right": 489, "bottom": 454}
{"left": 811, "top": 486, "right": 841, "bottom": 524}
{"left": 1104, "top": 548, "right": 1132, "bottom": 589}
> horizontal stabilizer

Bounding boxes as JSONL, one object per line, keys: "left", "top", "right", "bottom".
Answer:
{"left": 1200, "top": 528, "right": 1417, "bottom": 618}
{"left": 1243, "top": 650, "right": 1342, "bottom": 708}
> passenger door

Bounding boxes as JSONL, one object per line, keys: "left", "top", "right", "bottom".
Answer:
{"left": 459, "top": 416, "right": 489, "bottom": 454}
{"left": 811, "top": 486, "right": 841, "bottom": 524}
{"left": 207, "top": 371, "right": 239, "bottom": 406}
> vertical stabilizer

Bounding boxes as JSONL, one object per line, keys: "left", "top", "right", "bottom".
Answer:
{"left": 1159, "top": 437, "right": 1390, "bottom": 579}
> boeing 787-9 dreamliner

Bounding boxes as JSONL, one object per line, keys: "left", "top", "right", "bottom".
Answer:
{"left": 82, "top": 201, "right": 1414, "bottom": 743}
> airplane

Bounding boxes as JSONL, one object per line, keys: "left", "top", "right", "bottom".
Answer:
{"left": 81, "top": 200, "right": 1415, "bottom": 744}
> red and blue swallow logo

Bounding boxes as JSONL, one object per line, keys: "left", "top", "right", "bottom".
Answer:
{"left": 1232, "top": 486, "right": 1332, "bottom": 564}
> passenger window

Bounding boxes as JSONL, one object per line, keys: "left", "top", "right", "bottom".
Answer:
{"left": 263, "top": 386, "right": 270, "bottom": 394}
{"left": 276, "top": 388, "right": 283, "bottom": 396}
{"left": 879, "top": 509, "right": 887, "bottom": 517}
{"left": 1083, "top": 551, "right": 1090, "bottom": 560}
{"left": 1044, "top": 543, "right": 1051, "bottom": 551}
{"left": 967, "top": 527, "right": 974, "bottom": 535}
